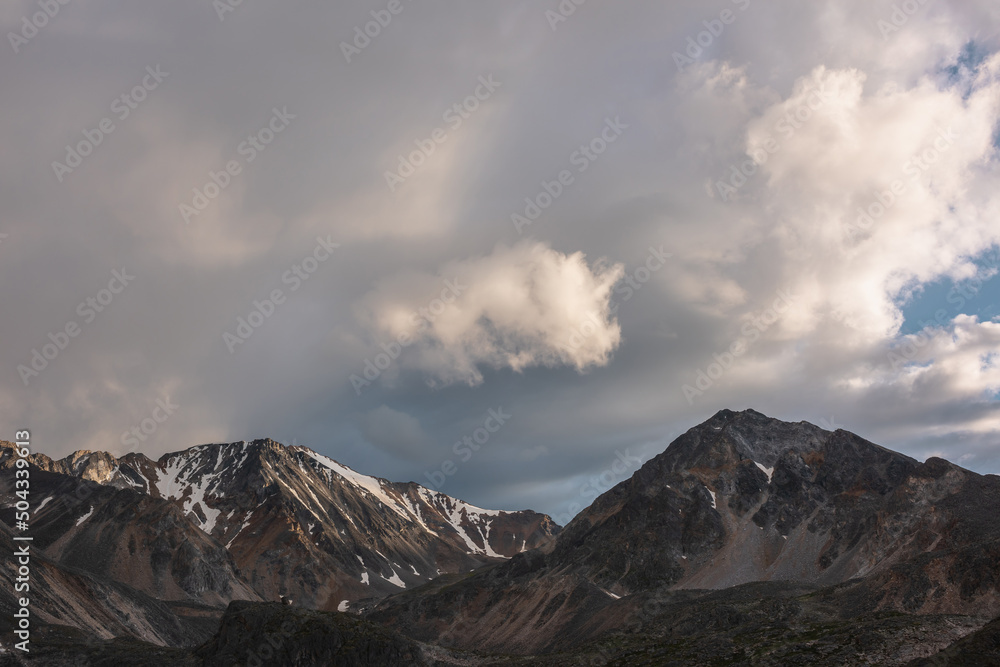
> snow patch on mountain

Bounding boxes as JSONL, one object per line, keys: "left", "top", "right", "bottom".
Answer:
{"left": 35, "top": 496, "right": 53, "bottom": 514}
{"left": 151, "top": 448, "right": 229, "bottom": 536}
{"left": 754, "top": 461, "right": 775, "bottom": 482}
{"left": 383, "top": 569, "right": 406, "bottom": 588}
{"left": 302, "top": 450, "right": 412, "bottom": 521}
{"left": 480, "top": 518, "right": 502, "bottom": 558}
{"left": 75, "top": 506, "right": 94, "bottom": 526}
{"left": 226, "top": 510, "right": 253, "bottom": 549}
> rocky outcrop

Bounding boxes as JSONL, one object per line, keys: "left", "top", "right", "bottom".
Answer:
{"left": 195, "top": 601, "right": 430, "bottom": 666}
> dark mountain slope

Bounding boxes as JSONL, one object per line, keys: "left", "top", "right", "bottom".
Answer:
{"left": 0, "top": 520, "right": 222, "bottom": 649}
{"left": 369, "top": 409, "right": 1000, "bottom": 654}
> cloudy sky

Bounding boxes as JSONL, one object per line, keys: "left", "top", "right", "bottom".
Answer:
{"left": 3, "top": 0, "right": 999, "bottom": 521}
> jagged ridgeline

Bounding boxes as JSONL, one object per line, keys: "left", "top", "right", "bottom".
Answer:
{"left": 0, "top": 437, "right": 557, "bottom": 648}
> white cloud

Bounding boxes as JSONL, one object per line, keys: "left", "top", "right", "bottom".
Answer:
{"left": 358, "top": 241, "right": 624, "bottom": 386}
{"left": 880, "top": 315, "right": 1000, "bottom": 409}
{"left": 675, "top": 51, "right": 1000, "bottom": 347}
{"left": 696, "top": 54, "right": 1000, "bottom": 340}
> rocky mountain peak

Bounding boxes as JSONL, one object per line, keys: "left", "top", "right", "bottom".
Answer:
{"left": 3, "top": 435, "right": 558, "bottom": 613}
{"left": 652, "top": 408, "right": 833, "bottom": 476}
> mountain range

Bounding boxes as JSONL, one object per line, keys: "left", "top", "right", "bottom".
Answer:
{"left": 0, "top": 437, "right": 556, "bottom": 648}
{"left": 2, "top": 409, "right": 999, "bottom": 666}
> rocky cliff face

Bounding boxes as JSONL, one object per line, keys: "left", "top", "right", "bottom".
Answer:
{"left": 368, "top": 409, "right": 1000, "bottom": 655}
{"left": 27, "top": 449, "right": 123, "bottom": 486}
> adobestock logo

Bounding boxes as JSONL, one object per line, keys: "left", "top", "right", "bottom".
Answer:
{"left": 846, "top": 126, "right": 957, "bottom": 239}
{"left": 885, "top": 251, "right": 996, "bottom": 372}
{"left": 682, "top": 289, "right": 795, "bottom": 405}
{"left": 672, "top": 0, "right": 751, "bottom": 72}
{"left": 224, "top": 236, "right": 339, "bottom": 354}
{"left": 51, "top": 65, "right": 169, "bottom": 183}
{"left": 119, "top": 396, "right": 179, "bottom": 453}
{"left": 340, "top": 0, "right": 415, "bottom": 63}
{"left": 423, "top": 407, "right": 512, "bottom": 490}
{"left": 552, "top": 448, "right": 645, "bottom": 525}
{"left": 350, "top": 278, "right": 467, "bottom": 395}
{"left": 561, "top": 245, "right": 672, "bottom": 356}
{"left": 544, "top": 0, "right": 588, "bottom": 31}
{"left": 512, "top": 116, "right": 628, "bottom": 235}
{"left": 17, "top": 268, "right": 135, "bottom": 386}
{"left": 180, "top": 107, "right": 295, "bottom": 224}
{"left": 213, "top": 0, "right": 247, "bottom": 22}
{"left": 384, "top": 75, "right": 501, "bottom": 193}
{"left": 8, "top": 0, "right": 71, "bottom": 54}
{"left": 877, "top": 0, "right": 933, "bottom": 40}
{"left": 715, "top": 85, "right": 834, "bottom": 203}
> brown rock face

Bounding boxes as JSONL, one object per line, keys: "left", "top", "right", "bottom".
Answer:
{"left": 0, "top": 437, "right": 559, "bottom": 627}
